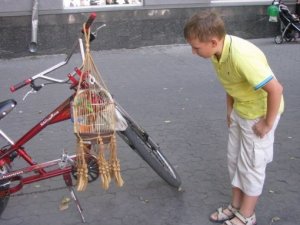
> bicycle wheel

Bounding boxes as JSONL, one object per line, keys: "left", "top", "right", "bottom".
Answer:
{"left": 0, "top": 165, "right": 10, "bottom": 216}
{"left": 0, "top": 189, "right": 9, "bottom": 216}
{"left": 71, "top": 154, "right": 99, "bottom": 183}
{"left": 118, "top": 124, "right": 181, "bottom": 189}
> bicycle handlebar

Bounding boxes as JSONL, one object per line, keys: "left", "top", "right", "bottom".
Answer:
{"left": 10, "top": 13, "right": 97, "bottom": 93}
{"left": 10, "top": 79, "right": 32, "bottom": 92}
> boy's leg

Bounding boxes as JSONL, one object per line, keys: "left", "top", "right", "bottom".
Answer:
{"left": 231, "top": 187, "right": 243, "bottom": 209}
{"left": 228, "top": 111, "right": 243, "bottom": 209}
{"left": 239, "top": 194, "right": 258, "bottom": 217}
{"left": 210, "top": 112, "right": 241, "bottom": 222}
{"left": 225, "top": 115, "right": 280, "bottom": 224}
{"left": 232, "top": 187, "right": 258, "bottom": 217}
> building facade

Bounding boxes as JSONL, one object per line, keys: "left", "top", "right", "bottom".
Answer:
{"left": 0, "top": 0, "right": 296, "bottom": 58}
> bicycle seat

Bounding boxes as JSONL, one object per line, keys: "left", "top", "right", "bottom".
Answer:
{"left": 0, "top": 99, "right": 17, "bottom": 121}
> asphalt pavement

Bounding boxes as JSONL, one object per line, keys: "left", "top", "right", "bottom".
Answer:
{"left": 0, "top": 38, "right": 299, "bottom": 225}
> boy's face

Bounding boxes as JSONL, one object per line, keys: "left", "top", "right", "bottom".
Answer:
{"left": 187, "top": 38, "right": 217, "bottom": 59}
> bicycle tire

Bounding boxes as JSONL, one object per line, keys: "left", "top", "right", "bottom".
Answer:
{"left": 118, "top": 125, "right": 181, "bottom": 189}
{"left": 0, "top": 190, "right": 9, "bottom": 216}
{"left": 0, "top": 165, "right": 10, "bottom": 217}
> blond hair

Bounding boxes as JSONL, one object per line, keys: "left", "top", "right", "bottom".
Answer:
{"left": 184, "top": 10, "right": 226, "bottom": 42}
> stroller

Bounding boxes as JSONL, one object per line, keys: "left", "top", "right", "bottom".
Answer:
{"left": 271, "top": 0, "right": 300, "bottom": 44}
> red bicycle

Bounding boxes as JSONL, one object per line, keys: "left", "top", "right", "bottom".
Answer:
{"left": 0, "top": 13, "right": 181, "bottom": 222}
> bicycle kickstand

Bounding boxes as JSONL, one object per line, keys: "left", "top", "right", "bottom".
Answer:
{"left": 63, "top": 173, "right": 86, "bottom": 223}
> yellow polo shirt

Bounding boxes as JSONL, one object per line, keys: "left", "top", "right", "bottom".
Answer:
{"left": 211, "top": 35, "right": 284, "bottom": 119}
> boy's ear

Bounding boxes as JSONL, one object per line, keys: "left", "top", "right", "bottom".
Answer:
{"left": 211, "top": 38, "right": 218, "bottom": 47}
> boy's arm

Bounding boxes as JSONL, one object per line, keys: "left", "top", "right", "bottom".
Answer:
{"left": 253, "top": 78, "right": 283, "bottom": 138}
{"left": 226, "top": 93, "right": 234, "bottom": 127}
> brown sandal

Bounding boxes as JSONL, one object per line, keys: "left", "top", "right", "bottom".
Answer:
{"left": 209, "top": 204, "right": 238, "bottom": 223}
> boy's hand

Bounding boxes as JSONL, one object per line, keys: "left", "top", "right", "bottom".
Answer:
{"left": 252, "top": 118, "right": 272, "bottom": 138}
{"left": 227, "top": 112, "right": 232, "bottom": 128}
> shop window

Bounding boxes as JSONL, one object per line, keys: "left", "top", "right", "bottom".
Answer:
{"left": 64, "top": 0, "right": 143, "bottom": 8}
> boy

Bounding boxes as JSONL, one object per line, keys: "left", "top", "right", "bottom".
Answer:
{"left": 184, "top": 10, "right": 284, "bottom": 225}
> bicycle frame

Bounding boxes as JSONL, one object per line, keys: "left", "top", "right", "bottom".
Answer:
{"left": 0, "top": 13, "right": 104, "bottom": 198}
{"left": 0, "top": 13, "right": 181, "bottom": 223}
{"left": 0, "top": 93, "right": 76, "bottom": 195}
{"left": 0, "top": 13, "right": 102, "bottom": 222}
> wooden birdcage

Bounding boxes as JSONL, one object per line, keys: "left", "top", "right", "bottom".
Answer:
{"left": 72, "top": 23, "right": 123, "bottom": 191}
{"left": 73, "top": 88, "right": 115, "bottom": 141}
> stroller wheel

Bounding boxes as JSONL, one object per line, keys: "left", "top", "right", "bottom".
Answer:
{"left": 274, "top": 35, "right": 283, "bottom": 44}
{"left": 284, "top": 32, "right": 294, "bottom": 42}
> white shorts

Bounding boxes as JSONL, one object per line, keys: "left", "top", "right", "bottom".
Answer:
{"left": 227, "top": 110, "right": 280, "bottom": 196}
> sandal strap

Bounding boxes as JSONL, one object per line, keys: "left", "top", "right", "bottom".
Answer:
{"left": 224, "top": 220, "right": 235, "bottom": 225}
{"left": 216, "top": 204, "right": 238, "bottom": 220}
{"left": 234, "top": 211, "right": 256, "bottom": 225}
{"left": 228, "top": 204, "right": 238, "bottom": 213}
{"left": 216, "top": 207, "right": 229, "bottom": 220}
{"left": 214, "top": 204, "right": 238, "bottom": 222}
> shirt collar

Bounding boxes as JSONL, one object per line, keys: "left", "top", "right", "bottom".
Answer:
{"left": 211, "top": 34, "right": 231, "bottom": 64}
